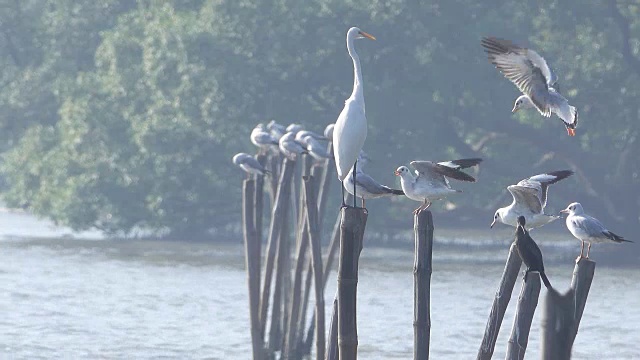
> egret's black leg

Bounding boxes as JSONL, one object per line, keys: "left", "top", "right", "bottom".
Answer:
{"left": 341, "top": 182, "right": 346, "bottom": 207}
{"left": 353, "top": 160, "right": 357, "bottom": 208}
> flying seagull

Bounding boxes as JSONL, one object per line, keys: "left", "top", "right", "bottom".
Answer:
{"left": 560, "top": 202, "right": 632, "bottom": 261}
{"left": 492, "top": 170, "right": 573, "bottom": 230}
{"left": 481, "top": 37, "right": 578, "bottom": 136}
{"left": 515, "top": 216, "right": 552, "bottom": 289}
{"left": 232, "top": 153, "right": 269, "bottom": 178}
{"left": 395, "top": 158, "right": 483, "bottom": 214}
{"left": 333, "top": 27, "right": 376, "bottom": 208}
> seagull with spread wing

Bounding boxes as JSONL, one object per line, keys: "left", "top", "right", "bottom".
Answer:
{"left": 395, "top": 158, "right": 483, "bottom": 214}
{"left": 481, "top": 37, "right": 578, "bottom": 136}
{"left": 491, "top": 170, "right": 573, "bottom": 229}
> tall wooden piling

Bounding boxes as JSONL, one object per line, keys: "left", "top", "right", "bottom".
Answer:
{"left": 569, "top": 258, "right": 595, "bottom": 341}
{"left": 337, "top": 207, "right": 368, "bottom": 360}
{"left": 541, "top": 287, "right": 575, "bottom": 360}
{"left": 243, "top": 179, "right": 265, "bottom": 360}
{"left": 268, "top": 202, "right": 290, "bottom": 352}
{"left": 414, "top": 210, "right": 434, "bottom": 360}
{"left": 477, "top": 242, "right": 523, "bottom": 360}
{"left": 505, "top": 275, "right": 541, "bottom": 360}
{"left": 304, "top": 175, "right": 326, "bottom": 360}
{"left": 259, "top": 158, "right": 296, "bottom": 337}
{"left": 326, "top": 292, "right": 339, "bottom": 360}
{"left": 255, "top": 153, "right": 268, "bottom": 271}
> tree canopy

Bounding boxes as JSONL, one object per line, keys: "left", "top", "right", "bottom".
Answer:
{"left": 0, "top": 0, "right": 638, "bottom": 237}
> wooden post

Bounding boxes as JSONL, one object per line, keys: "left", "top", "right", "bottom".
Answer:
{"left": 540, "top": 288, "right": 575, "bottom": 360}
{"left": 414, "top": 210, "right": 433, "bottom": 360}
{"left": 282, "top": 177, "right": 312, "bottom": 359}
{"left": 259, "top": 158, "right": 296, "bottom": 338}
{"left": 477, "top": 242, "right": 522, "bottom": 360}
{"left": 302, "top": 213, "right": 342, "bottom": 357}
{"left": 304, "top": 175, "right": 326, "bottom": 360}
{"left": 338, "top": 207, "right": 368, "bottom": 360}
{"left": 326, "top": 292, "right": 339, "bottom": 360}
{"left": 255, "top": 153, "right": 267, "bottom": 275}
{"left": 569, "top": 258, "right": 595, "bottom": 341}
{"left": 505, "top": 275, "right": 541, "bottom": 360}
{"left": 243, "top": 179, "right": 265, "bottom": 360}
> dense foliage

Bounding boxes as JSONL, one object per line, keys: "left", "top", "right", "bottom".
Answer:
{"left": 0, "top": 0, "right": 638, "bottom": 236}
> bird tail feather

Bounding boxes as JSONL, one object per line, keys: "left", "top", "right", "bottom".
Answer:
{"left": 540, "top": 272, "right": 552, "bottom": 289}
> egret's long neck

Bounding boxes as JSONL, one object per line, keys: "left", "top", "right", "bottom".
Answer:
{"left": 347, "top": 37, "right": 364, "bottom": 101}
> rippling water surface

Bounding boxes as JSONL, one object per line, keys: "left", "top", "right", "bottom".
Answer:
{"left": 1, "top": 210, "right": 639, "bottom": 359}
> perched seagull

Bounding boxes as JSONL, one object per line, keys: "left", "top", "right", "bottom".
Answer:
{"left": 295, "top": 130, "right": 326, "bottom": 144}
{"left": 395, "top": 158, "right": 483, "bottom": 214}
{"left": 560, "top": 202, "right": 632, "bottom": 261}
{"left": 232, "top": 153, "right": 269, "bottom": 178}
{"left": 492, "top": 170, "right": 573, "bottom": 229}
{"left": 344, "top": 154, "right": 404, "bottom": 207}
{"left": 286, "top": 123, "right": 303, "bottom": 134}
{"left": 300, "top": 135, "right": 331, "bottom": 161}
{"left": 481, "top": 37, "right": 578, "bottom": 136}
{"left": 324, "top": 123, "right": 335, "bottom": 140}
{"left": 279, "top": 132, "right": 308, "bottom": 160}
{"left": 515, "top": 216, "right": 552, "bottom": 289}
{"left": 333, "top": 27, "right": 376, "bottom": 207}
{"left": 250, "top": 123, "right": 279, "bottom": 153}
{"left": 267, "top": 120, "right": 287, "bottom": 141}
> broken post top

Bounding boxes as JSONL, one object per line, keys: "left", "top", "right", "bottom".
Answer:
{"left": 340, "top": 206, "right": 368, "bottom": 229}
{"left": 414, "top": 209, "right": 434, "bottom": 232}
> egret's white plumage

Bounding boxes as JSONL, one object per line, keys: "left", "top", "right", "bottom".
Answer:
{"left": 491, "top": 170, "right": 573, "bottom": 229}
{"left": 560, "top": 202, "right": 631, "bottom": 260}
{"left": 333, "top": 27, "right": 375, "bottom": 206}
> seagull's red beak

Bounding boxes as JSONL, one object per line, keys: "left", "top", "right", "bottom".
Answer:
{"left": 394, "top": 170, "right": 400, "bottom": 176}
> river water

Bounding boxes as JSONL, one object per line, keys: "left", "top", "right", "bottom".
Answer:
{"left": 1, "top": 210, "right": 639, "bottom": 359}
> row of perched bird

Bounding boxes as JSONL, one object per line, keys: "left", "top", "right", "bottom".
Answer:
{"left": 233, "top": 27, "right": 630, "bottom": 274}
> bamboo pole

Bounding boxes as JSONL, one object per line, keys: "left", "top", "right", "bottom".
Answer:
{"left": 304, "top": 174, "right": 326, "bottom": 360}
{"left": 243, "top": 179, "right": 266, "bottom": 360}
{"left": 259, "top": 158, "right": 296, "bottom": 338}
{"left": 505, "top": 275, "right": 541, "bottom": 360}
{"left": 300, "top": 213, "right": 341, "bottom": 356}
{"left": 540, "top": 287, "right": 575, "bottom": 360}
{"left": 282, "top": 177, "right": 311, "bottom": 359}
{"left": 414, "top": 210, "right": 433, "bottom": 360}
{"left": 338, "top": 207, "right": 368, "bottom": 360}
{"left": 477, "top": 242, "right": 523, "bottom": 360}
{"left": 569, "top": 258, "right": 595, "bottom": 341}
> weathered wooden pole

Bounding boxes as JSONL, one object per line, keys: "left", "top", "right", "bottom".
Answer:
{"left": 540, "top": 287, "right": 575, "bottom": 360}
{"left": 304, "top": 174, "right": 326, "bottom": 360}
{"left": 259, "top": 158, "right": 296, "bottom": 337}
{"left": 254, "top": 153, "right": 267, "bottom": 283}
{"left": 414, "top": 210, "right": 434, "bottom": 360}
{"left": 269, "top": 199, "right": 292, "bottom": 352}
{"left": 243, "top": 179, "right": 266, "bottom": 360}
{"left": 303, "top": 213, "right": 342, "bottom": 358}
{"left": 282, "top": 167, "right": 313, "bottom": 359}
{"left": 338, "top": 207, "right": 368, "bottom": 360}
{"left": 505, "top": 275, "right": 541, "bottom": 360}
{"left": 569, "top": 258, "right": 595, "bottom": 341}
{"left": 477, "top": 242, "right": 523, "bottom": 360}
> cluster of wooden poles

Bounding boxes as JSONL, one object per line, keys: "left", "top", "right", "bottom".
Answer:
{"left": 241, "top": 148, "right": 596, "bottom": 360}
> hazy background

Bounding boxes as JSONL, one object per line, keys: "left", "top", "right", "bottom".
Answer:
{"left": 0, "top": 0, "right": 638, "bottom": 240}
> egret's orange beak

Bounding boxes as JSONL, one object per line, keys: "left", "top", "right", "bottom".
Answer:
{"left": 566, "top": 128, "right": 576, "bottom": 137}
{"left": 394, "top": 170, "right": 400, "bottom": 176}
{"left": 358, "top": 31, "right": 376, "bottom": 41}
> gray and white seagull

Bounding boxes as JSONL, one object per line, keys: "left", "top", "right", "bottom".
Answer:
{"left": 232, "top": 153, "right": 270, "bottom": 178}
{"left": 395, "top": 158, "right": 483, "bottom": 214}
{"left": 481, "top": 37, "right": 578, "bottom": 136}
{"left": 491, "top": 170, "right": 573, "bottom": 230}
{"left": 344, "top": 153, "right": 404, "bottom": 207}
{"left": 250, "top": 123, "right": 279, "bottom": 153}
{"left": 560, "top": 202, "right": 632, "bottom": 261}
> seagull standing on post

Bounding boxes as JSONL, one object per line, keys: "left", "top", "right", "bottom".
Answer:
{"left": 333, "top": 27, "right": 376, "bottom": 207}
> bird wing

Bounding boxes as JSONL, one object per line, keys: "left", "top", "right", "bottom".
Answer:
{"left": 571, "top": 215, "right": 609, "bottom": 239}
{"left": 525, "top": 170, "right": 573, "bottom": 209}
{"left": 436, "top": 158, "right": 483, "bottom": 170}
{"left": 507, "top": 185, "right": 542, "bottom": 214}
{"left": 241, "top": 155, "right": 266, "bottom": 172}
{"left": 355, "top": 172, "right": 395, "bottom": 196}
{"left": 412, "top": 160, "right": 477, "bottom": 183}
{"left": 481, "top": 37, "right": 553, "bottom": 117}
